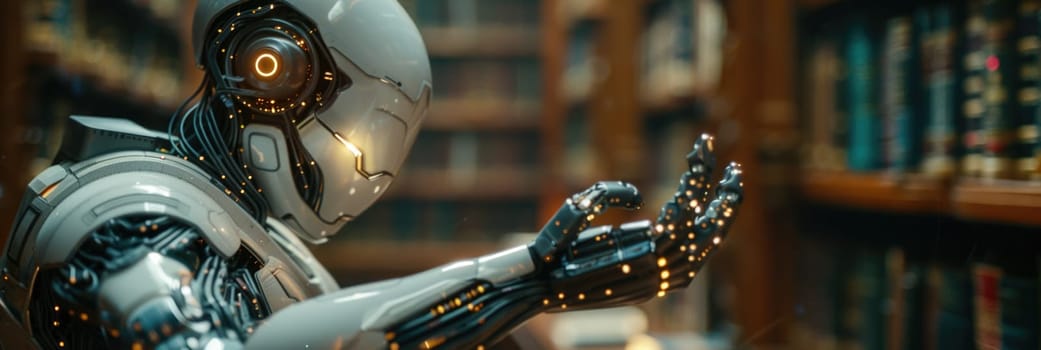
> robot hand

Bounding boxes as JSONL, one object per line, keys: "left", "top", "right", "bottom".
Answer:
{"left": 530, "top": 134, "right": 743, "bottom": 310}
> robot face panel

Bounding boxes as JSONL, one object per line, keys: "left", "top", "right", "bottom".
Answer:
{"left": 299, "top": 52, "right": 431, "bottom": 225}
{"left": 197, "top": 0, "right": 432, "bottom": 241}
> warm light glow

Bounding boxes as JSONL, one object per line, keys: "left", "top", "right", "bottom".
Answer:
{"left": 255, "top": 53, "right": 280, "bottom": 78}
{"left": 331, "top": 132, "right": 391, "bottom": 180}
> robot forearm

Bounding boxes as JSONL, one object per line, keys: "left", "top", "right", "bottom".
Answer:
{"left": 246, "top": 244, "right": 541, "bottom": 349}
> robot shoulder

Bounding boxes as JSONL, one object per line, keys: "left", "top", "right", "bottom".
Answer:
{"left": 7, "top": 151, "right": 262, "bottom": 277}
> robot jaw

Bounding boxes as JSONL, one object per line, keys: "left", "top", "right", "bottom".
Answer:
{"left": 244, "top": 122, "right": 394, "bottom": 244}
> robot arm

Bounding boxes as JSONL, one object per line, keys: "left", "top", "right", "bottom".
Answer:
{"left": 245, "top": 244, "right": 542, "bottom": 349}
{"left": 248, "top": 134, "right": 743, "bottom": 350}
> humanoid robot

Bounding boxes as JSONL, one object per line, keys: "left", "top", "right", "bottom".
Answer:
{"left": 0, "top": 0, "right": 744, "bottom": 349}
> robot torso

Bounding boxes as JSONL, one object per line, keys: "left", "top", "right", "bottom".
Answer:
{"left": 0, "top": 117, "right": 337, "bottom": 348}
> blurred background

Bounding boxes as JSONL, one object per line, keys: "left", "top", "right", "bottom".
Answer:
{"left": 1, "top": 0, "right": 1041, "bottom": 349}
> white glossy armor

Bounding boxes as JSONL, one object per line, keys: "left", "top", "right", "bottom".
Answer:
{"left": 0, "top": 1, "right": 744, "bottom": 349}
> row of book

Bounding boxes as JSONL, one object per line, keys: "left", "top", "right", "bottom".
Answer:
{"left": 802, "top": 0, "right": 1041, "bottom": 180}
{"left": 640, "top": 0, "right": 725, "bottom": 107}
{"left": 431, "top": 58, "right": 542, "bottom": 101}
{"left": 22, "top": 0, "right": 189, "bottom": 177}
{"left": 793, "top": 240, "right": 1039, "bottom": 350}
{"left": 25, "top": 0, "right": 187, "bottom": 110}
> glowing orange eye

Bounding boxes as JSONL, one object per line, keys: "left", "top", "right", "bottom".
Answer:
{"left": 254, "top": 53, "right": 280, "bottom": 78}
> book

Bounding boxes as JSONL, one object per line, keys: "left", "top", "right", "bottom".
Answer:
{"left": 923, "top": 5, "right": 960, "bottom": 177}
{"left": 925, "top": 264, "right": 974, "bottom": 350}
{"left": 846, "top": 17, "right": 882, "bottom": 172}
{"left": 979, "top": 0, "right": 1017, "bottom": 179}
{"left": 805, "top": 38, "right": 844, "bottom": 171}
{"left": 963, "top": 0, "right": 988, "bottom": 176}
{"left": 973, "top": 264, "right": 1002, "bottom": 350}
{"left": 838, "top": 247, "right": 887, "bottom": 350}
{"left": 1013, "top": 0, "right": 1041, "bottom": 180}
{"left": 999, "top": 273, "right": 1039, "bottom": 349}
{"left": 882, "top": 16, "right": 924, "bottom": 172}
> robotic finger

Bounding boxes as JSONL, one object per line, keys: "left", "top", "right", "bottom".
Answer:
{"left": 530, "top": 181, "right": 642, "bottom": 264}
{"left": 655, "top": 161, "right": 744, "bottom": 291}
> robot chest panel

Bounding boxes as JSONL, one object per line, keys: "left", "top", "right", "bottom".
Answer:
{"left": 251, "top": 227, "right": 339, "bottom": 312}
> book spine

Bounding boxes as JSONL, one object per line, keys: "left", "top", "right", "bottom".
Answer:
{"left": 980, "top": 0, "right": 1017, "bottom": 179}
{"left": 885, "top": 247, "right": 907, "bottom": 350}
{"left": 963, "top": 1, "right": 988, "bottom": 176}
{"left": 999, "top": 273, "right": 1039, "bottom": 349}
{"left": 847, "top": 18, "right": 881, "bottom": 171}
{"left": 932, "top": 265, "right": 975, "bottom": 350}
{"left": 882, "top": 17, "right": 914, "bottom": 172}
{"left": 901, "top": 262, "right": 926, "bottom": 350}
{"left": 835, "top": 39, "right": 851, "bottom": 171}
{"left": 1014, "top": 1, "right": 1041, "bottom": 180}
{"left": 973, "top": 264, "right": 1002, "bottom": 350}
{"left": 923, "top": 5, "right": 959, "bottom": 177}
{"left": 806, "top": 40, "right": 841, "bottom": 170}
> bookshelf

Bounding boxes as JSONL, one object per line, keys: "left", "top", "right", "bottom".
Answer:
{"left": 794, "top": 0, "right": 1041, "bottom": 349}
{"left": 801, "top": 171, "right": 1041, "bottom": 227}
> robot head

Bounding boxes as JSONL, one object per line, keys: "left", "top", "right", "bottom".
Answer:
{"left": 190, "top": 0, "right": 432, "bottom": 243}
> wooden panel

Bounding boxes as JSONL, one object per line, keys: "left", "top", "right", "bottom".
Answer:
{"left": 590, "top": 1, "right": 645, "bottom": 182}
{"left": 0, "top": 0, "right": 26, "bottom": 241}
{"left": 715, "top": 0, "right": 795, "bottom": 345}
{"left": 801, "top": 171, "right": 950, "bottom": 214}
{"left": 539, "top": 0, "right": 568, "bottom": 222}
{"left": 953, "top": 179, "right": 1041, "bottom": 227}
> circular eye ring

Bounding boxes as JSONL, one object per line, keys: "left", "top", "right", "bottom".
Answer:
{"left": 234, "top": 33, "right": 310, "bottom": 101}
{"left": 254, "top": 52, "right": 281, "bottom": 79}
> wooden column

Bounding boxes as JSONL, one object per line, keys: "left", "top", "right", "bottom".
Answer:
{"left": 590, "top": 1, "right": 644, "bottom": 183}
{"left": 714, "top": 0, "right": 797, "bottom": 346}
{"left": 539, "top": 0, "right": 567, "bottom": 222}
{"left": 0, "top": 0, "right": 28, "bottom": 241}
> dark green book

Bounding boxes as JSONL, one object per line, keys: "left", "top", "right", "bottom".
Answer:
{"left": 846, "top": 17, "right": 881, "bottom": 171}
{"left": 1000, "top": 273, "right": 1039, "bottom": 349}
{"left": 901, "top": 262, "right": 926, "bottom": 350}
{"left": 931, "top": 265, "right": 974, "bottom": 350}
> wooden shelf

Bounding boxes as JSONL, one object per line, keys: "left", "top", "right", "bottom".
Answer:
{"left": 952, "top": 179, "right": 1041, "bottom": 227}
{"left": 800, "top": 171, "right": 949, "bottom": 215}
{"left": 422, "top": 26, "right": 539, "bottom": 58}
{"left": 560, "top": 0, "right": 608, "bottom": 28}
{"left": 312, "top": 240, "right": 502, "bottom": 276}
{"left": 426, "top": 98, "right": 540, "bottom": 131}
{"left": 386, "top": 167, "right": 541, "bottom": 201}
